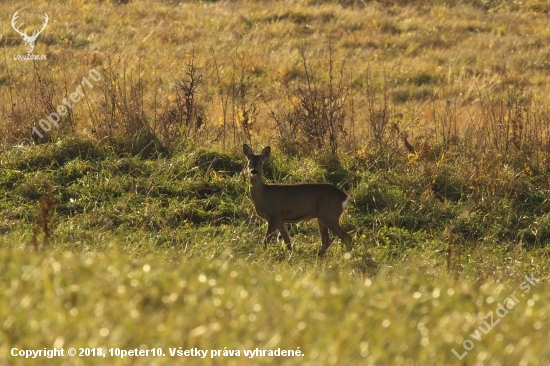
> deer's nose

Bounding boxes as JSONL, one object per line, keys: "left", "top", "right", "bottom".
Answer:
{"left": 250, "top": 169, "right": 259, "bottom": 175}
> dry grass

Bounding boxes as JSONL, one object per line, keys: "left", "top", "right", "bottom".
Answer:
{"left": 2, "top": 0, "right": 550, "bottom": 152}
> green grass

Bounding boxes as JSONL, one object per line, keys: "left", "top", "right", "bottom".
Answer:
{"left": 0, "top": 137, "right": 549, "bottom": 365}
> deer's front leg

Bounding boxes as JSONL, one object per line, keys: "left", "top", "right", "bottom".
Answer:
{"left": 264, "top": 219, "right": 278, "bottom": 249}
{"left": 278, "top": 222, "right": 292, "bottom": 250}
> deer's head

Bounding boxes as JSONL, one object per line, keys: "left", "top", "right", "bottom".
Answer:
{"left": 243, "top": 144, "right": 271, "bottom": 178}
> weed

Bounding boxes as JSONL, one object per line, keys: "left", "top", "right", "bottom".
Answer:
{"left": 31, "top": 185, "right": 55, "bottom": 250}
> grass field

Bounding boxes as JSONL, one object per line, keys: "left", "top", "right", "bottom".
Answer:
{"left": 1, "top": 0, "right": 550, "bottom": 365}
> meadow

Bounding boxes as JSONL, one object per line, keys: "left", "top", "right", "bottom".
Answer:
{"left": 1, "top": 0, "right": 550, "bottom": 365}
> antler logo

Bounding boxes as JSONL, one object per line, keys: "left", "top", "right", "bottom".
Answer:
{"left": 11, "top": 10, "right": 49, "bottom": 54}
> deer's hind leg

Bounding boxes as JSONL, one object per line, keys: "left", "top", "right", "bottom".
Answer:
{"left": 319, "top": 217, "right": 352, "bottom": 253}
{"left": 317, "top": 219, "right": 333, "bottom": 256}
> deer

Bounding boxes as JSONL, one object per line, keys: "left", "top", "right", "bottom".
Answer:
{"left": 243, "top": 144, "right": 352, "bottom": 255}
{"left": 11, "top": 11, "right": 49, "bottom": 54}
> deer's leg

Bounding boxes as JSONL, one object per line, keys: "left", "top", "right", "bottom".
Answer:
{"left": 278, "top": 222, "right": 292, "bottom": 250}
{"left": 264, "top": 219, "right": 278, "bottom": 249}
{"left": 320, "top": 218, "right": 353, "bottom": 253}
{"left": 317, "top": 219, "right": 332, "bottom": 256}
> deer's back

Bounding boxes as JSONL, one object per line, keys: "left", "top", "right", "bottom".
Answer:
{"left": 255, "top": 183, "right": 347, "bottom": 222}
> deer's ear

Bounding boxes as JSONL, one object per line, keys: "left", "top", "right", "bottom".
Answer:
{"left": 243, "top": 144, "right": 253, "bottom": 158}
{"left": 261, "top": 146, "right": 271, "bottom": 159}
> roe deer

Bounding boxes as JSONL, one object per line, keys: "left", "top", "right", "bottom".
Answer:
{"left": 243, "top": 144, "right": 352, "bottom": 254}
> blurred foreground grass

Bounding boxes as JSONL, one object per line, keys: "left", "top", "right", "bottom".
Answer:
{"left": 1, "top": 247, "right": 549, "bottom": 365}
